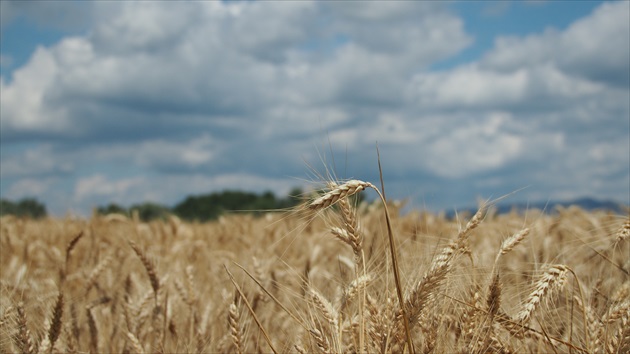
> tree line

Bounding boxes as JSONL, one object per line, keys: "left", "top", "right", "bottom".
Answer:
{"left": 0, "top": 198, "right": 47, "bottom": 219}
{"left": 1, "top": 188, "right": 306, "bottom": 222}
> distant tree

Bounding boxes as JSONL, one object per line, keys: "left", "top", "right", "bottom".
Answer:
{"left": 129, "top": 202, "right": 171, "bottom": 221}
{"left": 173, "top": 195, "right": 223, "bottom": 221}
{"left": 0, "top": 198, "right": 47, "bottom": 218}
{"left": 250, "top": 190, "right": 278, "bottom": 212}
{"left": 96, "top": 203, "right": 128, "bottom": 216}
{"left": 277, "top": 187, "right": 304, "bottom": 209}
{"left": 0, "top": 199, "right": 17, "bottom": 216}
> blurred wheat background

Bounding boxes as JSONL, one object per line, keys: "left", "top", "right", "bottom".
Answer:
{"left": 1, "top": 183, "right": 628, "bottom": 353}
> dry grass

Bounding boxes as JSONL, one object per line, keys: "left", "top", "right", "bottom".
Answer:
{"left": 0, "top": 186, "right": 628, "bottom": 353}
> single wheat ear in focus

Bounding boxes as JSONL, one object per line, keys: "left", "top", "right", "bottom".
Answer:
{"left": 308, "top": 180, "right": 373, "bottom": 211}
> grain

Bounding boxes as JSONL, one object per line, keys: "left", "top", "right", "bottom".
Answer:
{"left": 0, "top": 187, "right": 625, "bottom": 353}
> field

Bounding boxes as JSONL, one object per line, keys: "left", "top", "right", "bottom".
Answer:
{"left": 1, "top": 180, "right": 628, "bottom": 353}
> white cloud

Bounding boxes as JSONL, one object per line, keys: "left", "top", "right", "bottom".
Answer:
{"left": 6, "top": 178, "right": 54, "bottom": 199}
{"left": 481, "top": 1, "right": 629, "bottom": 86}
{"left": 0, "top": 144, "right": 73, "bottom": 178}
{"left": 424, "top": 112, "right": 524, "bottom": 177}
{"left": 135, "top": 134, "right": 216, "bottom": 170}
{"left": 0, "top": 46, "right": 72, "bottom": 135}
{"left": 74, "top": 174, "right": 143, "bottom": 202}
{"left": 407, "top": 63, "right": 604, "bottom": 110}
{"left": 1, "top": 1, "right": 628, "bottom": 214}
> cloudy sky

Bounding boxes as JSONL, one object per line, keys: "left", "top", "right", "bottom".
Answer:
{"left": 1, "top": 1, "right": 629, "bottom": 216}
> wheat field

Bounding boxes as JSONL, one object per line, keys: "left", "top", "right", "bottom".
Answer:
{"left": 1, "top": 181, "right": 628, "bottom": 353}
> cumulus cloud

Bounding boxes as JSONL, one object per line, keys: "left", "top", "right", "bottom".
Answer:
{"left": 0, "top": 144, "right": 73, "bottom": 178}
{"left": 1, "top": 1, "right": 628, "bottom": 214}
{"left": 481, "top": 1, "right": 630, "bottom": 86}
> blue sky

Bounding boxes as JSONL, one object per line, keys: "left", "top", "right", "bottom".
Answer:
{"left": 1, "top": 0, "right": 628, "bottom": 216}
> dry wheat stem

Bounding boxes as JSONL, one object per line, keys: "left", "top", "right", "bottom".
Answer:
{"left": 310, "top": 178, "right": 412, "bottom": 352}
{"left": 224, "top": 265, "right": 278, "bottom": 354}
{"left": 370, "top": 182, "right": 415, "bottom": 354}
{"left": 233, "top": 261, "right": 309, "bottom": 332}
{"left": 2, "top": 188, "right": 625, "bottom": 353}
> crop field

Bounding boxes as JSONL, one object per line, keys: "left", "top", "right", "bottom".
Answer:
{"left": 0, "top": 180, "right": 628, "bottom": 353}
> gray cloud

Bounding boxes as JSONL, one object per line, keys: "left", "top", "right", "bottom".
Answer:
{"left": 1, "top": 1, "right": 628, "bottom": 215}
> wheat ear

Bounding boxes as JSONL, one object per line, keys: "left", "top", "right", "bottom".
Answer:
{"left": 477, "top": 272, "right": 502, "bottom": 352}
{"left": 309, "top": 288, "right": 339, "bottom": 334}
{"left": 86, "top": 306, "right": 98, "bottom": 353}
{"left": 309, "top": 327, "right": 332, "bottom": 354}
{"left": 374, "top": 150, "right": 416, "bottom": 354}
{"left": 309, "top": 173, "right": 414, "bottom": 352}
{"left": 517, "top": 264, "right": 569, "bottom": 324}
{"left": 613, "top": 219, "right": 630, "bottom": 246}
{"left": 85, "top": 253, "right": 113, "bottom": 294}
{"left": 126, "top": 331, "right": 144, "bottom": 354}
{"left": 63, "top": 231, "right": 84, "bottom": 282}
{"left": 308, "top": 180, "right": 373, "bottom": 211}
{"left": 224, "top": 265, "right": 278, "bottom": 354}
{"left": 228, "top": 300, "right": 243, "bottom": 354}
{"left": 128, "top": 240, "right": 160, "bottom": 301}
{"left": 337, "top": 196, "right": 363, "bottom": 268}
{"left": 47, "top": 292, "right": 64, "bottom": 353}
{"left": 16, "top": 303, "right": 34, "bottom": 354}
{"left": 498, "top": 228, "right": 530, "bottom": 259}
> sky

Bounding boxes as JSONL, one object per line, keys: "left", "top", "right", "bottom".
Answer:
{"left": 1, "top": 0, "right": 629, "bottom": 217}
